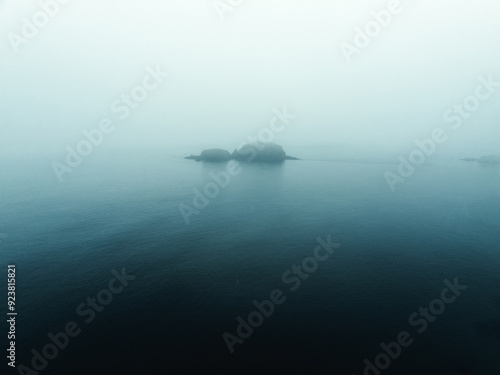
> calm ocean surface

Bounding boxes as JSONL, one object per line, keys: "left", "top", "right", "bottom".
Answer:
{"left": 1, "top": 150, "right": 499, "bottom": 374}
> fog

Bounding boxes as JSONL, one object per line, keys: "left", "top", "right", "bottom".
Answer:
{"left": 1, "top": 0, "right": 500, "bottom": 162}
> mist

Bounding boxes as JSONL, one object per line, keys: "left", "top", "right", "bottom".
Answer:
{"left": 1, "top": 0, "right": 500, "bottom": 163}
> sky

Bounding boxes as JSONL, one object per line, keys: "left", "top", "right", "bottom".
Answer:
{"left": 1, "top": 0, "right": 500, "bottom": 160}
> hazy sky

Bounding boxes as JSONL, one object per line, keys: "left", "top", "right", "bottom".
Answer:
{"left": 1, "top": 0, "right": 499, "bottom": 159}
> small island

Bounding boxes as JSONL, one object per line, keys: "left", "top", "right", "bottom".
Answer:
{"left": 461, "top": 155, "right": 500, "bottom": 165}
{"left": 185, "top": 142, "right": 299, "bottom": 162}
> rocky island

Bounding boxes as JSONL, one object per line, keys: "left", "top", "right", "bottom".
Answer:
{"left": 461, "top": 155, "right": 500, "bottom": 165}
{"left": 185, "top": 142, "right": 298, "bottom": 162}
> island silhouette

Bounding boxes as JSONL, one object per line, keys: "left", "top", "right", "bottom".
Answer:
{"left": 185, "top": 142, "right": 299, "bottom": 162}
{"left": 461, "top": 155, "right": 500, "bottom": 165}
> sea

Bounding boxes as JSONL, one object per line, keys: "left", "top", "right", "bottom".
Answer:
{"left": 1, "top": 147, "right": 499, "bottom": 375}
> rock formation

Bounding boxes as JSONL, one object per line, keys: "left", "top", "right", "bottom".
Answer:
{"left": 461, "top": 155, "right": 500, "bottom": 165}
{"left": 185, "top": 142, "right": 298, "bottom": 162}
{"left": 185, "top": 149, "right": 231, "bottom": 162}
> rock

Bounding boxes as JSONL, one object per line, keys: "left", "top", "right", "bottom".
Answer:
{"left": 232, "top": 142, "right": 287, "bottom": 162}
{"left": 461, "top": 155, "right": 500, "bottom": 165}
{"left": 185, "top": 149, "right": 231, "bottom": 162}
{"left": 185, "top": 142, "right": 298, "bottom": 162}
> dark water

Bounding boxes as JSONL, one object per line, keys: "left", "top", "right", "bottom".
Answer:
{"left": 1, "top": 152, "right": 499, "bottom": 374}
